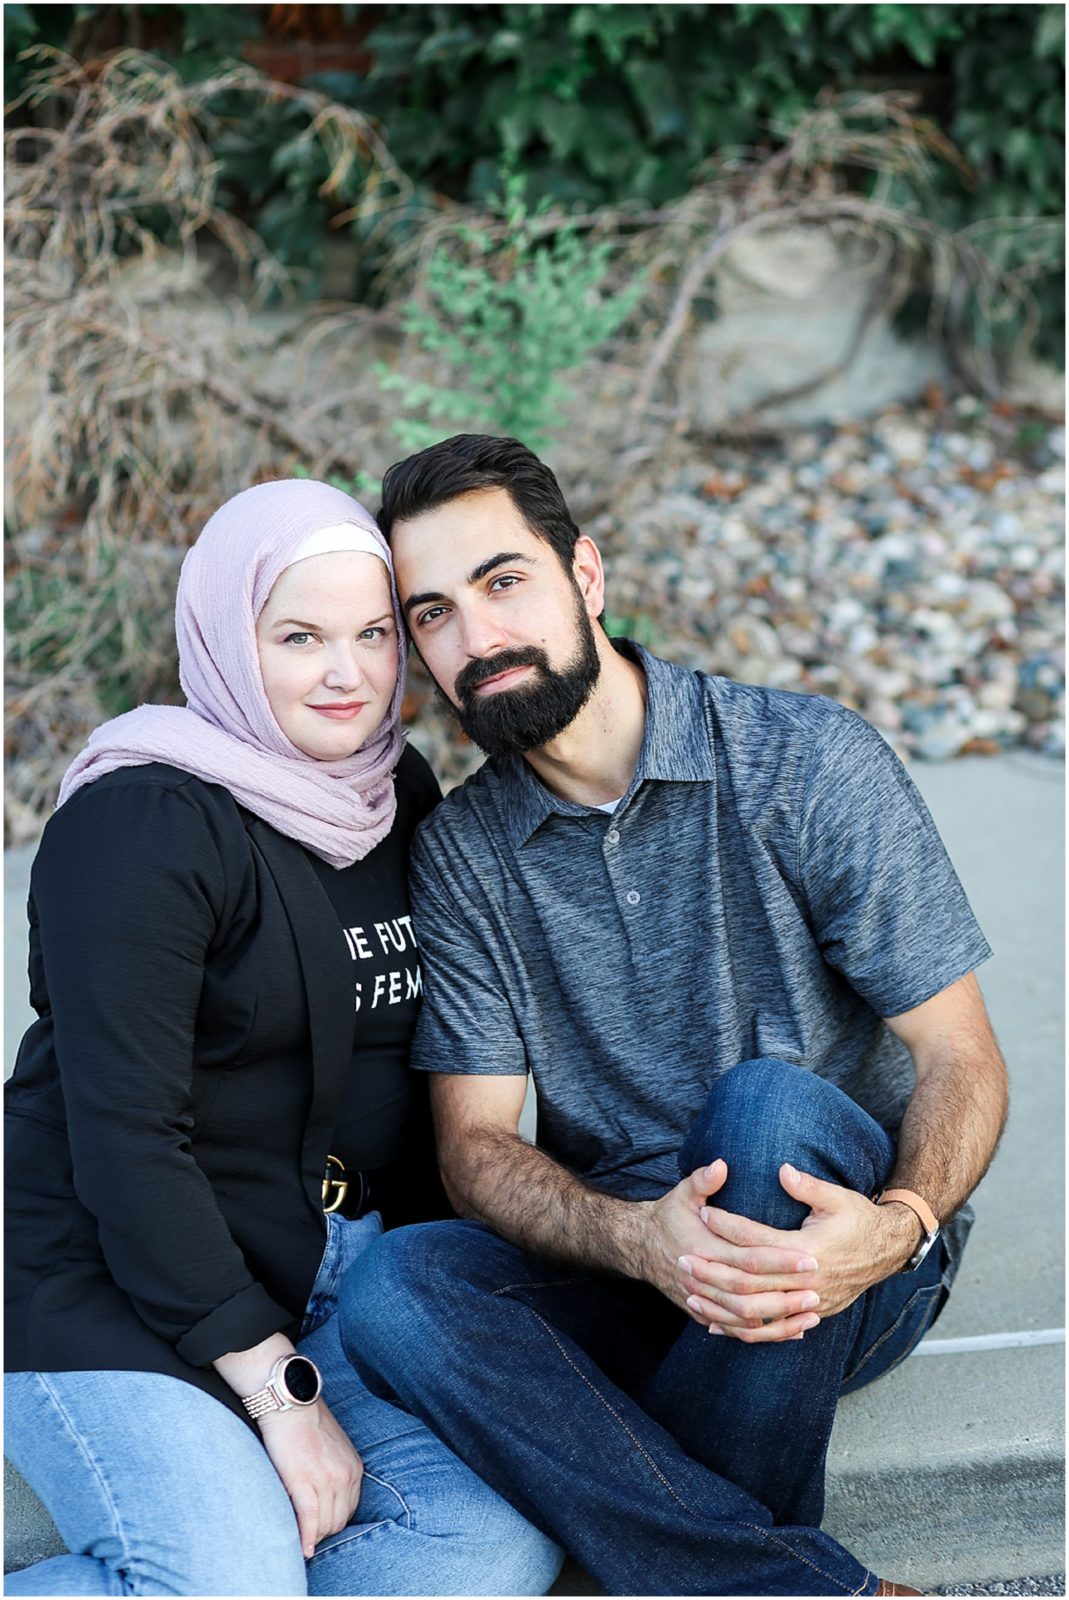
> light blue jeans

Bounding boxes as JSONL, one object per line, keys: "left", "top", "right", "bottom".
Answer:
{"left": 4, "top": 1213, "right": 562, "bottom": 1596}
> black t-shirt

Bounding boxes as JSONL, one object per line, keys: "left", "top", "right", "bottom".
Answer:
{"left": 307, "top": 742, "right": 441, "bottom": 1190}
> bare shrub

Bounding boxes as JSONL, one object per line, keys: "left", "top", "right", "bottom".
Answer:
{"left": 377, "top": 93, "right": 1059, "bottom": 464}
{"left": 617, "top": 91, "right": 1063, "bottom": 444}
{"left": 6, "top": 67, "right": 1058, "bottom": 839}
{"left": 5, "top": 48, "right": 415, "bottom": 838}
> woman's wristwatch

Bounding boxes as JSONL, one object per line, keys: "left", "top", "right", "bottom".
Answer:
{"left": 875, "top": 1187, "right": 940, "bottom": 1272}
{"left": 241, "top": 1354, "right": 323, "bottom": 1421}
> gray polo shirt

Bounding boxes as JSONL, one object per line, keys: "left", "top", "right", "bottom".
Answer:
{"left": 408, "top": 644, "right": 992, "bottom": 1273}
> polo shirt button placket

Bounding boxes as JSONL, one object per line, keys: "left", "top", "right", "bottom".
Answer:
{"left": 607, "top": 829, "right": 621, "bottom": 846}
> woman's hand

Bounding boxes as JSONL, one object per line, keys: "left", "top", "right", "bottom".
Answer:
{"left": 257, "top": 1401, "right": 364, "bottom": 1558}
{"left": 213, "top": 1333, "right": 363, "bottom": 1557}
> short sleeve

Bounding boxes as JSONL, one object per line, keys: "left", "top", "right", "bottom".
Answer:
{"left": 31, "top": 776, "right": 293, "bottom": 1361}
{"left": 797, "top": 711, "right": 992, "bottom": 1018}
{"left": 407, "top": 829, "right": 528, "bottom": 1077}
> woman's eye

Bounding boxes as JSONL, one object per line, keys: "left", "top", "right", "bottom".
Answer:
{"left": 283, "top": 631, "right": 313, "bottom": 646}
{"left": 359, "top": 626, "right": 387, "bottom": 641}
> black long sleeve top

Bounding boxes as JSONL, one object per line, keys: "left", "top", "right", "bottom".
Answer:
{"left": 5, "top": 745, "right": 441, "bottom": 1422}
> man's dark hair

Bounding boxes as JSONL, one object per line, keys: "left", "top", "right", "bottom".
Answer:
{"left": 377, "top": 434, "right": 581, "bottom": 571}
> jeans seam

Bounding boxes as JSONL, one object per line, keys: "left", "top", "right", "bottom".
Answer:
{"left": 361, "top": 1468, "right": 414, "bottom": 1530}
{"left": 843, "top": 1284, "right": 940, "bottom": 1386}
{"left": 312, "top": 1468, "right": 414, "bottom": 1556}
{"left": 737, "top": 1521, "right": 871, "bottom": 1594}
{"left": 33, "top": 1373, "right": 131, "bottom": 1570}
{"left": 525, "top": 1307, "right": 702, "bottom": 1523}
{"left": 514, "top": 1301, "right": 868, "bottom": 1592}
{"left": 311, "top": 1519, "right": 393, "bottom": 1556}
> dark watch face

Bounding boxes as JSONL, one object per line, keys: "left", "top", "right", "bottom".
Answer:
{"left": 282, "top": 1357, "right": 320, "bottom": 1404}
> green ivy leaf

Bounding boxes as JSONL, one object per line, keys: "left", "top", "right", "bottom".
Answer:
{"left": 625, "top": 57, "right": 688, "bottom": 142}
{"left": 1035, "top": 6, "right": 1065, "bottom": 60}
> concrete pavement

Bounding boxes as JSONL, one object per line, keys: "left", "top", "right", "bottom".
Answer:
{"left": 820, "top": 752, "right": 1065, "bottom": 1589}
{"left": 4, "top": 754, "right": 1065, "bottom": 1586}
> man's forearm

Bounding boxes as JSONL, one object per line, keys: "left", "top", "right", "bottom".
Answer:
{"left": 440, "top": 1125, "right": 653, "bottom": 1278}
{"left": 887, "top": 1039, "right": 1009, "bottom": 1234}
{"left": 871, "top": 974, "right": 1010, "bottom": 1271}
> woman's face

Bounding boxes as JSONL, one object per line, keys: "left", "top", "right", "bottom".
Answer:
{"left": 255, "top": 551, "right": 399, "bottom": 760}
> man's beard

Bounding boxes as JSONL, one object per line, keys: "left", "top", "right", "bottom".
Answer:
{"left": 442, "top": 593, "right": 602, "bottom": 758}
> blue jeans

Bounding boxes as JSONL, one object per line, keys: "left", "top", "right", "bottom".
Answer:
{"left": 5, "top": 1212, "right": 563, "bottom": 1596}
{"left": 343, "top": 1059, "right": 952, "bottom": 1597}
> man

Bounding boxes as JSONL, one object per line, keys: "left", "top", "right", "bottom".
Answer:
{"left": 345, "top": 434, "right": 1008, "bottom": 1596}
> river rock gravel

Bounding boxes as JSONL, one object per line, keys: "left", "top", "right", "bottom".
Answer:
{"left": 405, "top": 396, "right": 1064, "bottom": 789}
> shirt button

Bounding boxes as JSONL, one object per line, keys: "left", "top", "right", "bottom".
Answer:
{"left": 607, "top": 829, "right": 621, "bottom": 845}
{"left": 626, "top": 889, "right": 641, "bottom": 906}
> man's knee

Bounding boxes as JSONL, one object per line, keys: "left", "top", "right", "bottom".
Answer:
{"left": 342, "top": 1221, "right": 512, "bottom": 1379}
{"left": 680, "top": 1056, "right": 848, "bottom": 1171}
{"left": 352, "top": 1220, "right": 507, "bottom": 1305}
{"left": 345, "top": 1224, "right": 443, "bottom": 1343}
{"left": 678, "top": 1057, "right": 893, "bottom": 1227}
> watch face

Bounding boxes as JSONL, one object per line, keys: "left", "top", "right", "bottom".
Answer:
{"left": 281, "top": 1356, "right": 321, "bottom": 1405}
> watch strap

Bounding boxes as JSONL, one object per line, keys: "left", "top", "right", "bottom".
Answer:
{"left": 243, "top": 1382, "right": 289, "bottom": 1421}
{"left": 876, "top": 1187, "right": 939, "bottom": 1239}
{"left": 877, "top": 1187, "right": 940, "bottom": 1271}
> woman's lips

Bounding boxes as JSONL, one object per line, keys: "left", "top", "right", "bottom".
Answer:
{"left": 308, "top": 702, "right": 367, "bottom": 720}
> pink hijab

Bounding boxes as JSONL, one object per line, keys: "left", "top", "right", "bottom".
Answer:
{"left": 57, "top": 480, "right": 406, "bottom": 868}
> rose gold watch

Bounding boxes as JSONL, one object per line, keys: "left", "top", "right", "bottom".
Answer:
{"left": 241, "top": 1354, "right": 323, "bottom": 1421}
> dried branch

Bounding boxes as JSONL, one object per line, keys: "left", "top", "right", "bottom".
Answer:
{"left": 4, "top": 49, "right": 415, "bottom": 835}
{"left": 621, "top": 93, "right": 1061, "bottom": 443}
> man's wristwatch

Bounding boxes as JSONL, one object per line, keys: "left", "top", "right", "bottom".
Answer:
{"left": 876, "top": 1188, "right": 940, "bottom": 1272}
{"left": 241, "top": 1355, "right": 323, "bottom": 1421}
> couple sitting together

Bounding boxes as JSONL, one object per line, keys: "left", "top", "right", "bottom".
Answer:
{"left": 5, "top": 433, "right": 1007, "bottom": 1597}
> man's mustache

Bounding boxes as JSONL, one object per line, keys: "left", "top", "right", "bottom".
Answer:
{"left": 455, "top": 647, "right": 551, "bottom": 703}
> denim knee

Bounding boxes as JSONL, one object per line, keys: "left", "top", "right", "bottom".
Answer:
{"left": 343, "top": 1224, "right": 476, "bottom": 1371}
{"left": 308, "top": 1463, "right": 562, "bottom": 1598}
{"left": 310, "top": 1479, "right": 562, "bottom": 1599}
{"left": 678, "top": 1057, "right": 895, "bottom": 1230}
{"left": 5, "top": 1371, "right": 309, "bottom": 1597}
{"left": 352, "top": 1220, "right": 512, "bottom": 1311}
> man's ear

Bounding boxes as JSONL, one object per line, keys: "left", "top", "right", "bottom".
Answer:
{"left": 571, "top": 536, "right": 606, "bottom": 620}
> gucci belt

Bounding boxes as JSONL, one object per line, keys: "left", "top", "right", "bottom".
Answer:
{"left": 322, "top": 1154, "right": 349, "bottom": 1213}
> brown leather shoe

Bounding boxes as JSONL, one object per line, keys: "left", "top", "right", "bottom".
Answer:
{"left": 875, "top": 1582, "right": 922, "bottom": 1597}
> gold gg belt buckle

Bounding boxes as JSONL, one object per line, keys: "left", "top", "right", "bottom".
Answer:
{"left": 322, "top": 1154, "right": 349, "bottom": 1214}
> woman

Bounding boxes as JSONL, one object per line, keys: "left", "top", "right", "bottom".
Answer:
{"left": 4, "top": 480, "right": 562, "bottom": 1597}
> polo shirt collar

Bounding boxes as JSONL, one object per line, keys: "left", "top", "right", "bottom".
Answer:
{"left": 630, "top": 643, "right": 716, "bottom": 785}
{"left": 496, "top": 642, "right": 715, "bottom": 847}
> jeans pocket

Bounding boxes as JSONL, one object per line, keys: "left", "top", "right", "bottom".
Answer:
{"left": 840, "top": 1280, "right": 945, "bottom": 1393}
{"left": 301, "top": 1211, "right": 385, "bottom": 1337}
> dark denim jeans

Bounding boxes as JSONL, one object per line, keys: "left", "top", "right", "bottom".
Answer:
{"left": 344, "top": 1059, "right": 950, "bottom": 1596}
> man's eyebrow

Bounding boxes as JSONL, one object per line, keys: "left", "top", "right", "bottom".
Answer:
{"left": 402, "top": 589, "right": 446, "bottom": 618}
{"left": 469, "top": 551, "right": 532, "bottom": 584}
{"left": 403, "top": 552, "right": 535, "bottom": 617}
